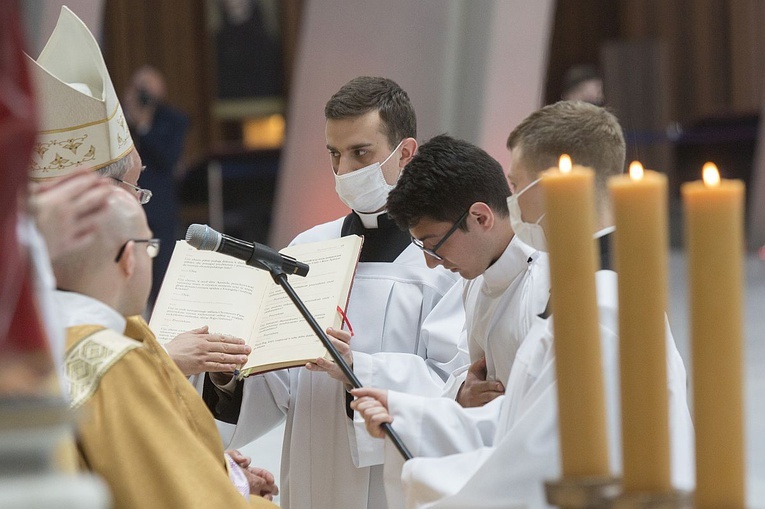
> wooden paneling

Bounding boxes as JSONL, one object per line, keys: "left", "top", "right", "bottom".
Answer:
{"left": 548, "top": 0, "right": 765, "bottom": 120}
{"left": 102, "top": 0, "right": 303, "bottom": 166}
{"left": 688, "top": 0, "right": 731, "bottom": 119}
{"left": 550, "top": 0, "right": 765, "bottom": 247}
{"left": 729, "top": 0, "right": 765, "bottom": 113}
{"left": 103, "top": 0, "right": 211, "bottom": 164}
{"left": 602, "top": 40, "right": 674, "bottom": 181}
{"left": 544, "top": 0, "right": 619, "bottom": 104}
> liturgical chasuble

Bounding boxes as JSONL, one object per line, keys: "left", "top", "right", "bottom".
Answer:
{"left": 65, "top": 315, "right": 276, "bottom": 508}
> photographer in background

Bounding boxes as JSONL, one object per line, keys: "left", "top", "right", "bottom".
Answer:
{"left": 123, "top": 65, "right": 189, "bottom": 307}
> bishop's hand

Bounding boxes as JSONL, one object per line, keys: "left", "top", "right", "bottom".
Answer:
{"left": 165, "top": 325, "right": 251, "bottom": 376}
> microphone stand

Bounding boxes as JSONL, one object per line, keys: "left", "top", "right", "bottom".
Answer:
{"left": 255, "top": 259, "right": 414, "bottom": 461}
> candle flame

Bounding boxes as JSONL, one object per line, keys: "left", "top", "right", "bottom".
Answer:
{"left": 629, "top": 161, "right": 644, "bottom": 180}
{"left": 702, "top": 162, "right": 720, "bottom": 187}
{"left": 559, "top": 154, "right": 572, "bottom": 174}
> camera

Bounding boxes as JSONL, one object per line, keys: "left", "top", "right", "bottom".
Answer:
{"left": 137, "top": 88, "right": 157, "bottom": 107}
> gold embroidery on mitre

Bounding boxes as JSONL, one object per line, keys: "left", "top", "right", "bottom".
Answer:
{"left": 50, "top": 153, "right": 71, "bottom": 169}
{"left": 31, "top": 135, "right": 99, "bottom": 174}
{"left": 33, "top": 143, "right": 49, "bottom": 158}
{"left": 62, "top": 138, "right": 83, "bottom": 153}
{"left": 82, "top": 145, "right": 96, "bottom": 161}
{"left": 29, "top": 5, "right": 135, "bottom": 180}
{"left": 115, "top": 112, "right": 130, "bottom": 148}
{"left": 65, "top": 328, "right": 141, "bottom": 409}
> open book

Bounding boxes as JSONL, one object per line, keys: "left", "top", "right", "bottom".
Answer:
{"left": 149, "top": 235, "right": 363, "bottom": 377}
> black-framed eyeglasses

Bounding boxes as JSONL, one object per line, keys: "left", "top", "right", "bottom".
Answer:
{"left": 111, "top": 171, "right": 152, "bottom": 205}
{"left": 410, "top": 209, "right": 469, "bottom": 261}
{"left": 114, "top": 238, "right": 161, "bottom": 263}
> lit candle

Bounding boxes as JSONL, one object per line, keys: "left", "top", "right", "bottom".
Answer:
{"left": 682, "top": 163, "right": 745, "bottom": 508}
{"left": 541, "top": 155, "right": 609, "bottom": 478}
{"left": 609, "top": 161, "right": 671, "bottom": 493}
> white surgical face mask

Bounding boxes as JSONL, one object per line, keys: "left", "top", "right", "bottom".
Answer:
{"left": 507, "top": 177, "right": 547, "bottom": 252}
{"left": 333, "top": 140, "right": 404, "bottom": 213}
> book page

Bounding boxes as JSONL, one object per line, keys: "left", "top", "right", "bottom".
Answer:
{"left": 242, "top": 235, "right": 363, "bottom": 374}
{"left": 149, "top": 241, "right": 268, "bottom": 344}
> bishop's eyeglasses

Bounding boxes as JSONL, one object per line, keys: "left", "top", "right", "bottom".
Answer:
{"left": 111, "top": 172, "right": 153, "bottom": 205}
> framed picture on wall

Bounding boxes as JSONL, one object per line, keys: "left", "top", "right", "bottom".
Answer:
{"left": 207, "top": 0, "right": 285, "bottom": 119}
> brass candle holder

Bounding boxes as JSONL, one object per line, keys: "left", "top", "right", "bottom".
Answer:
{"left": 545, "top": 476, "right": 622, "bottom": 508}
{"left": 609, "top": 490, "right": 693, "bottom": 509}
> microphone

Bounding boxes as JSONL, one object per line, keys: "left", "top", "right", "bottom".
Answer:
{"left": 185, "top": 224, "right": 309, "bottom": 277}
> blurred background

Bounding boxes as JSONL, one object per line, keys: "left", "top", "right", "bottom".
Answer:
{"left": 21, "top": 0, "right": 765, "bottom": 254}
{"left": 20, "top": 1, "right": 765, "bottom": 504}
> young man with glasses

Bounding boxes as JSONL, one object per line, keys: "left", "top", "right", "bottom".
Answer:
{"left": 386, "top": 134, "right": 549, "bottom": 408}
{"left": 352, "top": 103, "right": 694, "bottom": 508}
{"left": 313, "top": 134, "right": 550, "bottom": 412}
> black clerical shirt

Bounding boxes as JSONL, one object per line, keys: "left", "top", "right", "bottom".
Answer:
{"left": 205, "top": 211, "right": 413, "bottom": 423}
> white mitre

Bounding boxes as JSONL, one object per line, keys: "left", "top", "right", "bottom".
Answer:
{"left": 27, "top": 6, "right": 133, "bottom": 180}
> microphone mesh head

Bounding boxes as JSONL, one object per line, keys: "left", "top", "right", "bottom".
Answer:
{"left": 185, "top": 224, "right": 221, "bottom": 251}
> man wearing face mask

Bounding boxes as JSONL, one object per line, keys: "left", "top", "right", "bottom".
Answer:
{"left": 205, "top": 76, "right": 467, "bottom": 509}
{"left": 351, "top": 101, "right": 694, "bottom": 508}
{"left": 322, "top": 132, "right": 551, "bottom": 412}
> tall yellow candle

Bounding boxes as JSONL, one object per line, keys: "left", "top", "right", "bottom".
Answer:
{"left": 609, "top": 162, "right": 671, "bottom": 494}
{"left": 682, "top": 163, "right": 745, "bottom": 508}
{"left": 541, "top": 155, "right": 609, "bottom": 478}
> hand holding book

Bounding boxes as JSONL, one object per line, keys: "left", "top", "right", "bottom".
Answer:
{"left": 305, "top": 326, "right": 354, "bottom": 384}
{"left": 149, "top": 235, "right": 363, "bottom": 377}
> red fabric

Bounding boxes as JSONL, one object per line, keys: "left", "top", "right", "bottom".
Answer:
{"left": 5, "top": 273, "right": 48, "bottom": 352}
{"left": 0, "top": 0, "right": 48, "bottom": 353}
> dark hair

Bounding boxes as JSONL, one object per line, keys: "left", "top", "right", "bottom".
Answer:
{"left": 387, "top": 134, "right": 509, "bottom": 231}
{"left": 506, "top": 100, "right": 625, "bottom": 203}
{"left": 325, "top": 76, "right": 416, "bottom": 148}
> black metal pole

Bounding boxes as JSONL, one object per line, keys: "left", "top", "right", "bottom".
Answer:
{"left": 262, "top": 263, "right": 413, "bottom": 461}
